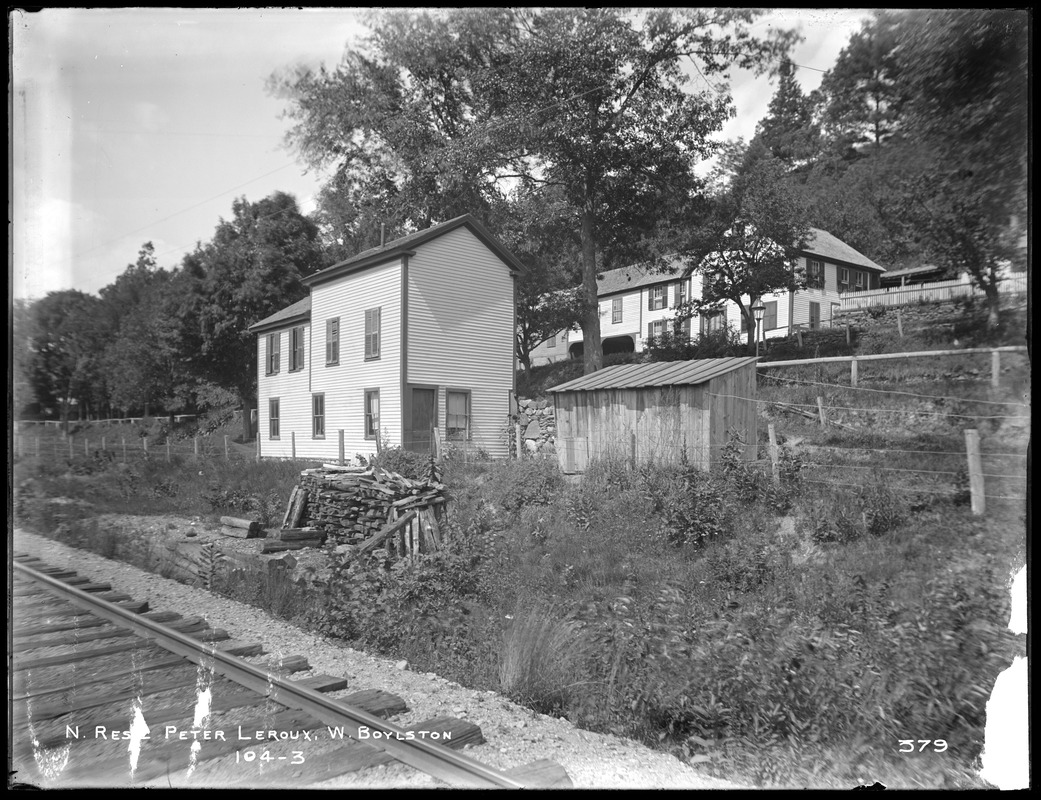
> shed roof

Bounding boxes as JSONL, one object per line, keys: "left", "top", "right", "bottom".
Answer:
{"left": 548, "top": 357, "right": 758, "bottom": 392}
{"left": 248, "top": 296, "right": 311, "bottom": 333}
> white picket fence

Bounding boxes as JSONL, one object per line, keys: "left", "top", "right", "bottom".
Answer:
{"left": 841, "top": 273, "right": 1027, "bottom": 311}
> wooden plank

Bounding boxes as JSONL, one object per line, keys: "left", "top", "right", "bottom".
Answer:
{"left": 276, "top": 527, "right": 326, "bottom": 541}
{"left": 281, "top": 485, "right": 299, "bottom": 529}
{"left": 289, "top": 486, "right": 309, "bottom": 528}
{"left": 357, "top": 510, "right": 417, "bottom": 555}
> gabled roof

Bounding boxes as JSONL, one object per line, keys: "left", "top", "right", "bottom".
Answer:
{"left": 548, "top": 357, "right": 758, "bottom": 392}
{"left": 248, "top": 296, "right": 311, "bottom": 334}
{"left": 302, "top": 214, "right": 524, "bottom": 288}
{"left": 596, "top": 257, "right": 685, "bottom": 297}
{"left": 881, "top": 264, "right": 944, "bottom": 279}
{"left": 804, "top": 228, "right": 885, "bottom": 273}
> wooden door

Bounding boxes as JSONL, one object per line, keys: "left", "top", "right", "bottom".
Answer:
{"left": 407, "top": 387, "right": 437, "bottom": 453}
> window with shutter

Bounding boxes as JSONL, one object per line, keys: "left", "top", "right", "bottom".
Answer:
{"left": 266, "top": 333, "right": 280, "bottom": 375}
{"left": 649, "top": 285, "right": 666, "bottom": 311}
{"left": 364, "top": 308, "right": 381, "bottom": 360}
{"left": 290, "top": 327, "right": 305, "bottom": 371}
{"left": 326, "top": 318, "right": 339, "bottom": 365}
{"left": 612, "top": 297, "right": 623, "bottom": 323}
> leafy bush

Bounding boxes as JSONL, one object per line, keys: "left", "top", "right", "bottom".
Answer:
{"left": 646, "top": 327, "right": 746, "bottom": 362}
{"left": 482, "top": 457, "right": 564, "bottom": 512}
{"left": 360, "top": 446, "right": 433, "bottom": 481}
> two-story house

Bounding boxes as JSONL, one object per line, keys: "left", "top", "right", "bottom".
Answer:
{"left": 530, "top": 227, "right": 885, "bottom": 363}
{"left": 250, "top": 215, "right": 521, "bottom": 460}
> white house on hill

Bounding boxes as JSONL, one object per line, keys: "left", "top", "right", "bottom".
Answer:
{"left": 250, "top": 215, "right": 520, "bottom": 460}
{"left": 530, "top": 227, "right": 885, "bottom": 364}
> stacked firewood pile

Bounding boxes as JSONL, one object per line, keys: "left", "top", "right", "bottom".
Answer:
{"left": 270, "top": 464, "right": 449, "bottom": 555}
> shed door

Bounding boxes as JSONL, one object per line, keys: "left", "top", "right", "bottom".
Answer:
{"left": 406, "top": 387, "right": 437, "bottom": 453}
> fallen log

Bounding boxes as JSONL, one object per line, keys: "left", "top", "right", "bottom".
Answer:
{"left": 276, "top": 528, "right": 326, "bottom": 542}
{"left": 220, "top": 516, "right": 260, "bottom": 533}
{"left": 220, "top": 525, "right": 263, "bottom": 540}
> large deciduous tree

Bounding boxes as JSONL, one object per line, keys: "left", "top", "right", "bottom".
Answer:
{"left": 26, "top": 290, "right": 109, "bottom": 433}
{"left": 480, "top": 8, "right": 795, "bottom": 373}
{"left": 683, "top": 151, "right": 810, "bottom": 348}
{"left": 180, "top": 191, "right": 324, "bottom": 441}
{"left": 272, "top": 8, "right": 796, "bottom": 375}
{"left": 892, "top": 9, "right": 1028, "bottom": 328}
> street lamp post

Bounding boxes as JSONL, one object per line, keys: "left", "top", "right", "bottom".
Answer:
{"left": 751, "top": 304, "right": 766, "bottom": 359}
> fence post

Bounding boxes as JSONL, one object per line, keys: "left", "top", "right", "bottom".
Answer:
{"left": 991, "top": 350, "right": 1000, "bottom": 389}
{"left": 143, "top": 437, "right": 148, "bottom": 455}
{"left": 845, "top": 318, "right": 851, "bottom": 346}
{"left": 630, "top": 431, "right": 636, "bottom": 467}
{"left": 122, "top": 438, "right": 127, "bottom": 462}
{"left": 515, "top": 422, "right": 522, "bottom": 459}
{"left": 193, "top": 437, "right": 199, "bottom": 461}
{"left": 69, "top": 437, "right": 74, "bottom": 459}
{"left": 224, "top": 435, "right": 230, "bottom": 461}
{"left": 36, "top": 436, "right": 40, "bottom": 458}
{"left": 339, "top": 430, "right": 345, "bottom": 465}
{"left": 768, "top": 423, "right": 780, "bottom": 487}
{"left": 256, "top": 433, "right": 260, "bottom": 463}
{"left": 850, "top": 357, "right": 858, "bottom": 388}
{"left": 816, "top": 397, "right": 827, "bottom": 427}
{"left": 85, "top": 438, "right": 89, "bottom": 457}
{"left": 167, "top": 438, "right": 171, "bottom": 462}
{"left": 433, "top": 427, "right": 442, "bottom": 462}
{"left": 101, "top": 436, "right": 106, "bottom": 452}
{"left": 291, "top": 431, "right": 296, "bottom": 460}
{"left": 896, "top": 310, "right": 904, "bottom": 338}
{"left": 964, "top": 429, "right": 985, "bottom": 516}
{"left": 797, "top": 330, "right": 803, "bottom": 348}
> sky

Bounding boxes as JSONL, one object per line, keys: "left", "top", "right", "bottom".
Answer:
{"left": 11, "top": 7, "right": 876, "bottom": 303}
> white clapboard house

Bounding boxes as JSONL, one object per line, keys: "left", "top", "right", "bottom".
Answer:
{"left": 531, "top": 227, "right": 885, "bottom": 364}
{"left": 250, "top": 215, "right": 521, "bottom": 460}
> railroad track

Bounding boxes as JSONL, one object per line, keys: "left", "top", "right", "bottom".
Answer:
{"left": 10, "top": 554, "right": 572, "bottom": 789}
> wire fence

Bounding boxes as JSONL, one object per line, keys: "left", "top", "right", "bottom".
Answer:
{"left": 12, "top": 432, "right": 258, "bottom": 465}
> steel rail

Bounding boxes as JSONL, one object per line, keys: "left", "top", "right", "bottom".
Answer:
{"left": 13, "top": 559, "right": 529, "bottom": 789}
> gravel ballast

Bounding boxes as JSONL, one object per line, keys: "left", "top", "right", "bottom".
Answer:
{"left": 13, "top": 528, "right": 745, "bottom": 790}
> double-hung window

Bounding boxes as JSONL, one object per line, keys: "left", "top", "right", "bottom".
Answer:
{"left": 763, "top": 301, "right": 778, "bottom": 332}
{"left": 839, "top": 267, "right": 850, "bottom": 292}
{"left": 675, "top": 280, "right": 688, "bottom": 308}
{"left": 364, "top": 389, "right": 380, "bottom": 440}
{"left": 854, "top": 271, "right": 865, "bottom": 289}
{"left": 326, "top": 318, "right": 340, "bottom": 365}
{"left": 266, "top": 333, "right": 280, "bottom": 375}
{"left": 364, "top": 308, "right": 381, "bottom": 360}
{"left": 701, "top": 310, "right": 725, "bottom": 335}
{"left": 312, "top": 393, "right": 325, "bottom": 438}
{"left": 269, "top": 398, "right": 280, "bottom": 439}
{"left": 646, "top": 320, "right": 665, "bottom": 341}
{"left": 612, "top": 297, "right": 623, "bottom": 323}
{"left": 446, "top": 389, "right": 471, "bottom": 441}
{"left": 290, "top": 326, "right": 305, "bottom": 371}
{"left": 649, "top": 285, "right": 666, "bottom": 311}
{"left": 807, "top": 259, "right": 825, "bottom": 290}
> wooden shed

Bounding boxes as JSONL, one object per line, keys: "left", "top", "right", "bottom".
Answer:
{"left": 548, "top": 357, "right": 759, "bottom": 474}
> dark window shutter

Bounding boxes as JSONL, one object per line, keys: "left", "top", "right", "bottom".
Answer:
{"left": 647, "top": 322, "right": 653, "bottom": 341}
{"left": 647, "top": 290, "right": 652, "bottom": 312}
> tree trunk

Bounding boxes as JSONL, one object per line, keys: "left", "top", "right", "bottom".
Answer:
{"left": 240, "top": 389, "right": 254, "bottom": 442}
{"left": 580, "top": 205, "right": 602, "bottom": 374}
{"left": 983, "top": 279, "right": 1002, "bottom": 329}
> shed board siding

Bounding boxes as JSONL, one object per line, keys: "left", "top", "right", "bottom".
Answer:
{"left": 309, "top": 259, "right": 403, "bottom": 459}
{"left": 551, "top": 362, "right": 757, "bottom": 474}
{"left": 256, "top": 325, "right": 313, "bottom": 459}
{"left": 406, "top": 226, "right": 514, "bottom": 458}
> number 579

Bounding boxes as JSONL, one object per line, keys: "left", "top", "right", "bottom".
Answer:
{"left": 899, "top": 739, "right": 948, "bottom": 753}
